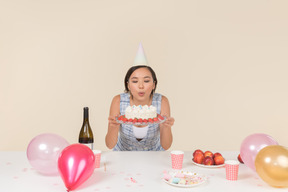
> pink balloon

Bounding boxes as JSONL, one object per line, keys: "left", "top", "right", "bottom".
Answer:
{"left": 27, "top": 133, "right": 69, "bottom": 175}
{"left": 240, "top": 133, "right": 278, "bottom": 171}
{"left": 58, "top": 144, "right": 95, "bottom": 191}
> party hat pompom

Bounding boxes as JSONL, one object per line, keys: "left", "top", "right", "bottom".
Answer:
{"left": 133, "top": 42, "right": 148, "bottom": 66}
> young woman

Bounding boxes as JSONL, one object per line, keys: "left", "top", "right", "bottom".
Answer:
{"left": 105, "top": 65, "right": 175, "bottom": 151}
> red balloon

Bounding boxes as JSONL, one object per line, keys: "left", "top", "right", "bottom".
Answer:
{"left": 58, "top": 144, "right": 95, "bottom": 191}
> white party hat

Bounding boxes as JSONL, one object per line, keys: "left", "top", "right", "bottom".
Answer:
{"left": 133, "top": 42, "right": 148, "bottom": 66}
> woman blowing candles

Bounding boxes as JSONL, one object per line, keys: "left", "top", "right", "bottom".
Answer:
{"left": 105, "top": 43, "right": 175, "bottom": 151}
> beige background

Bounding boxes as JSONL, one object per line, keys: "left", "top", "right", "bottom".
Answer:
{"left": 1, "top": 0, "right": 287, "bottom": 151}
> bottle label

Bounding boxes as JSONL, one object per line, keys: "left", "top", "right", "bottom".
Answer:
{"left": 81, "top": 143, "right": 93, "bottom": 150}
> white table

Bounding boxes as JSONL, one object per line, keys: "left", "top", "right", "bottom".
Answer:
{"left": 0, "top": 151, "right": 286, "bottom": 192}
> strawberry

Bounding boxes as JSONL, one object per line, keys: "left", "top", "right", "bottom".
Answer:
{"left": 133, "top": 118, "right": 138, "bottom": 123}
{"left": 143, "top": 119, "right": 148, "bottom": 123}
{"left": 123, "top": 118, "right": 128, "bottom": 122}
{"left": 153, "top": 117, "right": 159, "bottom": 122}
{"left": 128, "top": 118, "right": 133, "bottom": 122}
{"left": 157, "top": 114, "right": 164, "bottom": 120}
{"left": 148, "top": 118, "right": 153, "bottom": 123}
{"left": 118, "top": 115, "right": 123, "bottom": 120}
{"left": 137, "top": 118, "right": 143, "bottom": 123}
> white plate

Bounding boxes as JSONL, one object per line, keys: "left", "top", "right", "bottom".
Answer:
{"left": 192, "top": 160, "right": 225, "bottom": 168}
{"left": 163, "top": 171, "right": 207, "bottom": 188}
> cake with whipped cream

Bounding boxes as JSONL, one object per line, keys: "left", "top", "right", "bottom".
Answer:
{"left": 125, "top": 105, "right": 157, "bottom": 120}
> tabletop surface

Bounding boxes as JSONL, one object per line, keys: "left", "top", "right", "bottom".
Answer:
{"left": 0, "top": 151, "right": 286, "bottom": 192}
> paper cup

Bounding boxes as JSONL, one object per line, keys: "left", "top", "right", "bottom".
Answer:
{"left": 225, "top": 160, "right": 239, "bottom": 181}
{"left": 93, "top": 150, "right": 101, "bottom": 168}
{"left": 171, "top": 150, "right": 184, "bottom": 169}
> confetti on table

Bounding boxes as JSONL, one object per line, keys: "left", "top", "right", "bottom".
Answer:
{"left": 22, "top": 168, "right": 28, "bottom": 172}
{"left": 130, "top": 177, "right": 137, "bottom": 183}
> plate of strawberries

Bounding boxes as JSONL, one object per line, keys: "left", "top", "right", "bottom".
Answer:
{"left": 116, "top": 114, "right": 166, "bottom": 126}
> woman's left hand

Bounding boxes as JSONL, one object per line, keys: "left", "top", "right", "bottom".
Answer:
{"left": 162, "top": 116, "right": 175, "bottom": 127}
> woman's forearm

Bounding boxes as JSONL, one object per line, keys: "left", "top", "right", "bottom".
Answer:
{"left": 160, "top": 125, "right": 173, "bottom": 150}
{"left": 105, "top": 124, "right": 120, "bottom": 149}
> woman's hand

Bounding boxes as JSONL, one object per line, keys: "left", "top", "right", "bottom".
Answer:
{"left": 159, "top": 115, "right": 174, "bottom": 150}
{"left": 108, "top": 115, "right": 120, "bottom": 128}
{"left": 106, "top": 115, "right": 121, "bottom": 149}
{"left": 162, "top": 116, "right": 175, "bottom": 127}
{"left": 106, "top": 95, "right": 121, "bottom": 149}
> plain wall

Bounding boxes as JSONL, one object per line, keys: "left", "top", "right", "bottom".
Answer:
{"left": 1, "top": 0, "right": 287, "bottom": 151}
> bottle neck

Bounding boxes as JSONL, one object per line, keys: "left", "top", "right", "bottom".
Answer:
{"left": 83, "top": 107, "right": 89, "bottom": 121}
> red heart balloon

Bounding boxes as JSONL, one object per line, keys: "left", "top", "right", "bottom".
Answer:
{"left": 58, "top": 144, "right": 95, "bottom": 191}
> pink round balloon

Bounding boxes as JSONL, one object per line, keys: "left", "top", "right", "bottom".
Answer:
{"left": 58, "top": 144, "right": 95, "bottom": 191}
{"left": 27, "top": 133, "right": 69, "bottom": 175}
{"left": 240, "top": 133, "right": 278, "bottom": 171}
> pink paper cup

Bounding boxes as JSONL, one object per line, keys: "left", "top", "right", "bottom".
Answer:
{"left": 225, "top": 160, "right": 239, "bottom": 181}
{"left": 171, "top": 150, "right": 184, "bottom": 169}
{"left": 93, "top": 150, "right": 101, "bottom": 168}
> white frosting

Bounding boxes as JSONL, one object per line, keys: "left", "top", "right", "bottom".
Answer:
{"left": 125, "top": 105, "right": 157, "bottom": 119}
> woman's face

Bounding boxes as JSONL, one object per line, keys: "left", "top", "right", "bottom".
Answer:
{"left": 128, "top": 67, "right": 155, "bottom": 102}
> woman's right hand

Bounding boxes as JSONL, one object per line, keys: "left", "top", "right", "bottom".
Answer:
{"left": 108, "top": 116, "right": 120, "bottom": 128}
{"left": 106, "top": 115, "right": 121, "bottom": 149}
{"left": 106, "top": 95, "right": 121, "bottom": 149}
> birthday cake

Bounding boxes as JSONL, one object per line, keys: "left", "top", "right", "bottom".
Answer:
{"left": 117, "top": 105, "right": 165, "bottom": 124}
{"left": 125, "top": 105, "right": 157, "bottom": 120}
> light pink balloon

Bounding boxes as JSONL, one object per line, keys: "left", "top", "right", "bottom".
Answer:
{"left": 58, "top": 144, "right": 95, "bottom": 191}
{"left": 27, "top": 133, "right": 69, "bottom": 175}
{"left": 240, "top": 133, "right": 278, "bottom": 171}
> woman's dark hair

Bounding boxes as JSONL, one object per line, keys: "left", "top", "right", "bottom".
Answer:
{"left": 124, "top": 65, "right": 158, "bottom": 96}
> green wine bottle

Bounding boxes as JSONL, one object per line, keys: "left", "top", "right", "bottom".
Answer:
{"left": 78, "top": 107, "right": 94, "bottom": 150}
